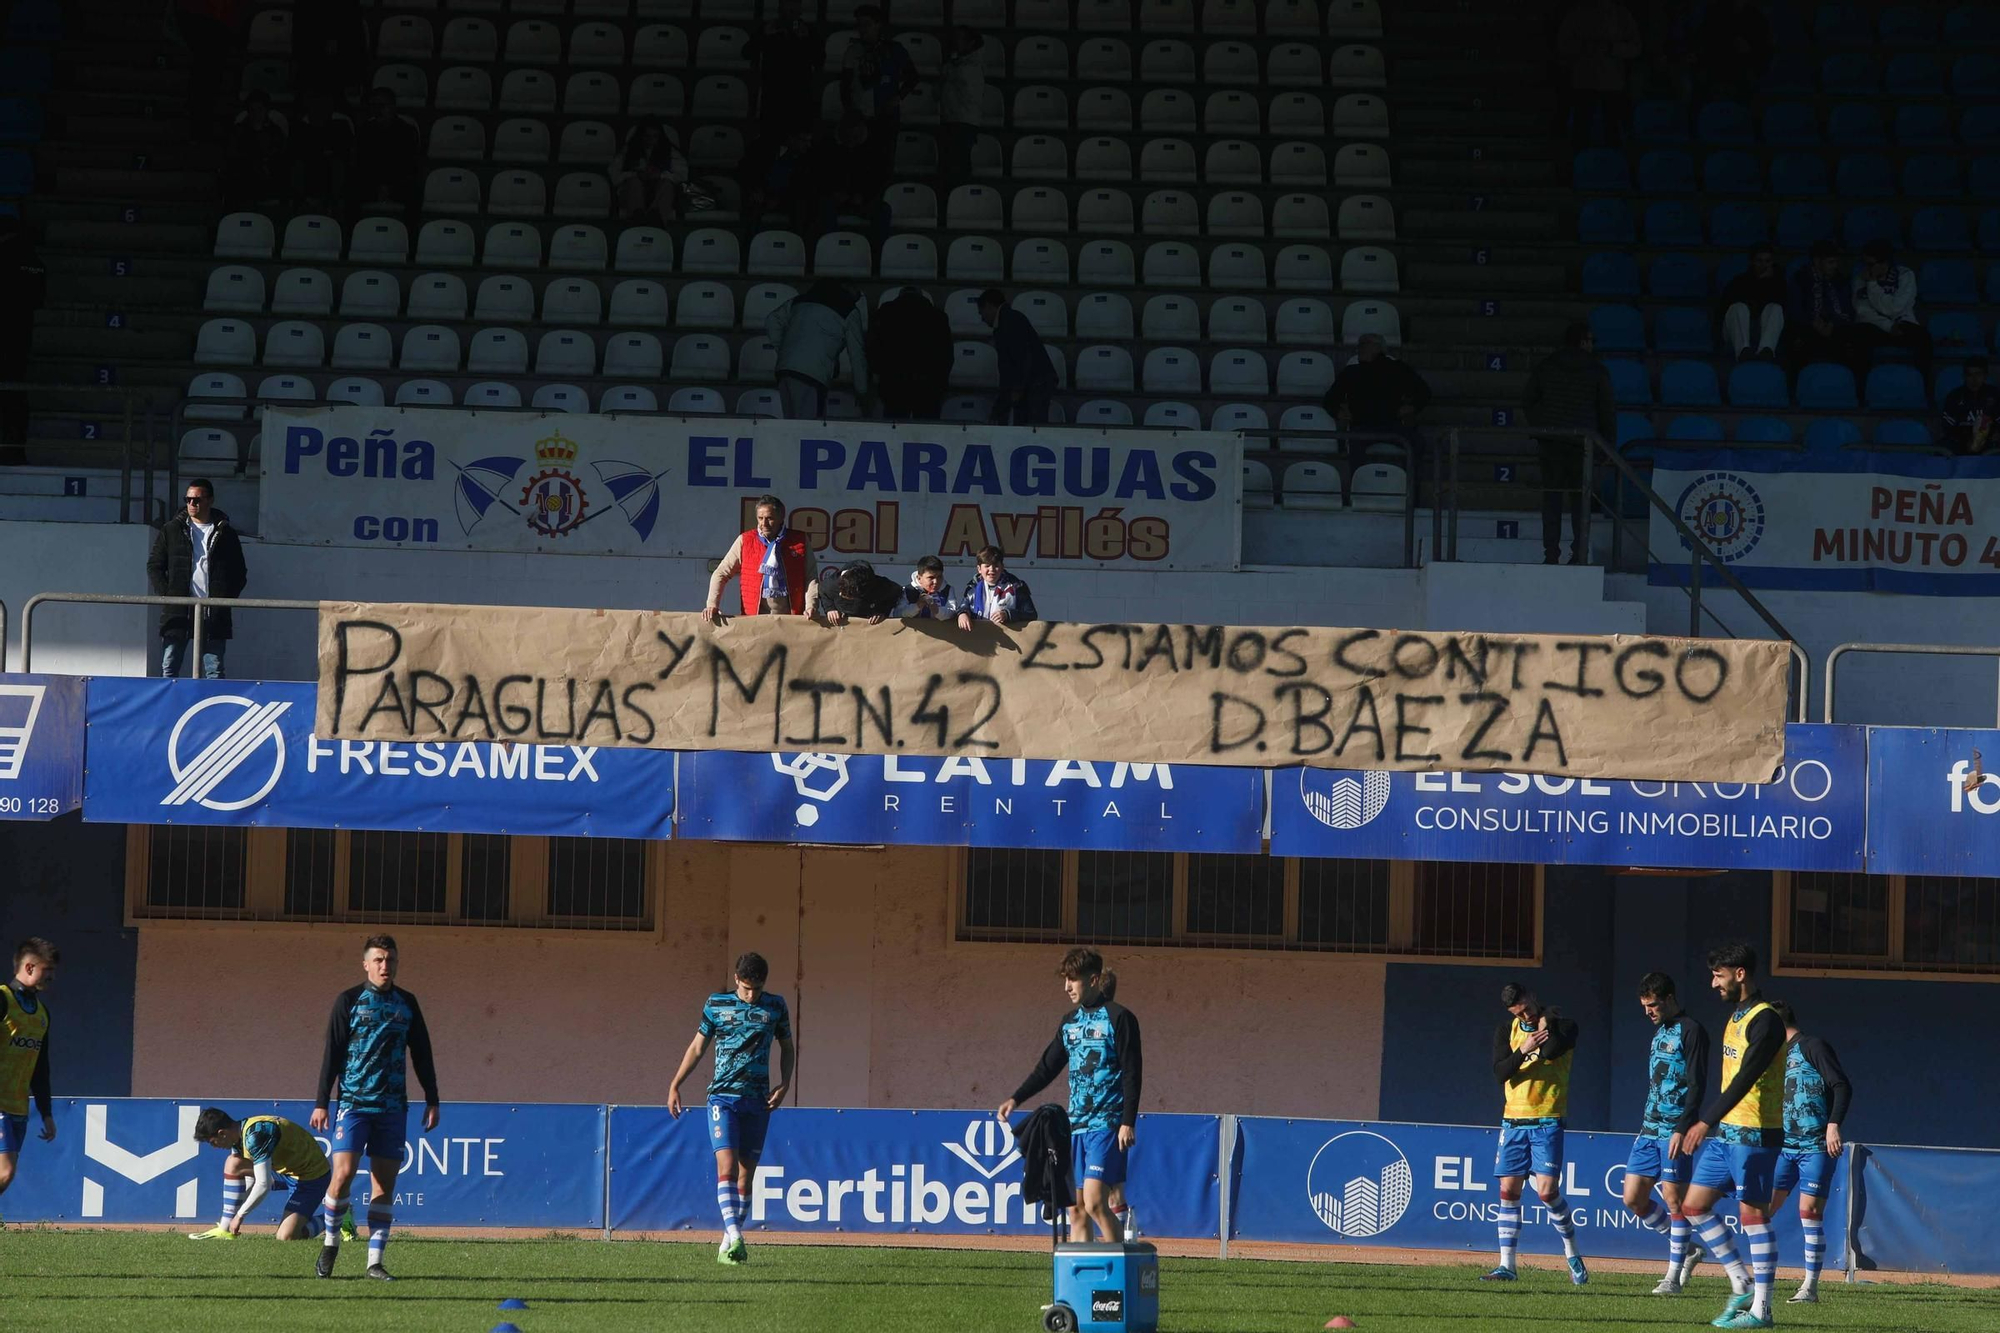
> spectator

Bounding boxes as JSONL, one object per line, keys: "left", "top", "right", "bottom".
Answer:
{"left": 748, "top": 0, "right": 822, "bottom": 138}
{"left": 147, "top": 478, "right": 248, "bottom": 679}
{"left": 801, "top": 116, "right": 892, "bottom": 238}
{"left": 1321, "top": 333, "right": 1432, "bottom": 458}
{"left": 980, "top": 289, "right": 1057, "bottom": 426}
{"left": 291, "top": 0, "right": 366, "bottom": 100}
{"left": 347, "top": 87, "right": 420, "bottom": 215}
{"left": 175, "top": 0, "right": 248, "bottom": 143}
{"left": 961, "top": 546, "right": 1037, "bottom": 628}
{"left": 741, "top": 127, "right": 822, "bottom": 230}
{"left": 288, "top": 89, "right": 352, "bottom": 210}
{"left": 1718, "top": 245, "right": 1788, "bottom": 361}
{"left": 1942, "top": 361, "right": 1999, "bottom": 455}
{"left": 1786, "top": 240, "right": 1860, "bottom": 378}
{"left": 611, "top": 122, "right": 692, "bottom": 225}
{"left": 805, "top": 559, "right": 908, "bottom": 625}
{"left": 1521, "top": 322, "right": 1617, "bottom": 566}
{"left": 903, "top": 555, "right": 968, "bottom": 624}
{"left": 1556, "top": 0, "right": 1643, "bottom": 148}
{"left": 702, "top": 494, "right": 819, "bottom": 622}
{"left": 1850, "top": 240, "right": 1933, "bottom": 380}
{"left": 0, "top": 212, "right": 46, "bottom": 465}
{"left": 766, "top": 281, "right": 870, "bottom": 419}
{"left": 222, "top": 91, "right": 289, "bottom": 207}
{"left": 840, "top": 6, "right": 917, "bottom": 186}
{"left": 1693, "top": 0, "right": 1774, "bottom": 104}
{"left": 938, "top": 27, "right": 986, "bottom": 189}
{"left": 868, "top": 288, "right": 952, "bottom": 419}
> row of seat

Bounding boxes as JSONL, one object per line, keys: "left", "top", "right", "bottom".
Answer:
{"left": 1808, "top": 2, "right": 1998, "bottom": 46}
{"left": 1587, "top": 251, "right": 2000, "bottom": 309}
{"left": 1607, "top": 358, "right": 1962, "bottom": 413}
{"left": 1591, "top": 303, "right": 1992, "bottom": 358}
{"left": 1580, "top": 198, "right": 2000, "bottom": 254}
{"left": 1748, "top": 49, "right": 2000, "bottom": 97}
{"left": 1635, "top": 98, "right": 2000, "bottom": 149}
{"left": 1625, "top": 411, "right": 1943, "bottom": 451}
{"left": 1575, "top": 147, "right": 2000, "bottom": 200}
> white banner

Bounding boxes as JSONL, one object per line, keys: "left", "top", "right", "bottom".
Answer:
{"left": 259, "top": 408, "right": 1242, "bottom": 571}
{"left": 1649, "top": 450, "right": 2000, "bottom": 595}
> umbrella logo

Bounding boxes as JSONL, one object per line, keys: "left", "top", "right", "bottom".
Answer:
{"left": 448, "top": 428, "right": 671, "bottom": 543}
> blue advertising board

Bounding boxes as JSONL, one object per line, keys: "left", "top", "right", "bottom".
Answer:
{"left": 608, "top": 1106, "right": 1220, "bottom": 1237}
{"left": 679, "top": 751, "right": 1264, "bottom": 853}
{"left": 0, "top": 1098, "right": 605, "bottom": 1228}
{"left": 1850, "top": 1143, "right": 2000, "bottom": 1274}
{"left": 0, "top": 672, "right": 84, "bottom": 819}
{"left": 1864, "top": 726, "right": 2000, "bottom": 875}
{"left": 1271, "top": 724, "right": 1863, "bottom": 872}
{"left": 82, "top": 678, "right": 674, "bottom": 838}
{"left": 1228, "top": 1116, "right": 1846, "bottom": 1265}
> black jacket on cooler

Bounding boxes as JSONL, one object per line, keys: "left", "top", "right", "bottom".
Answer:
{"left": 146, "top": 509, "right": 249, "bottom": 640}
{"left": 1012, "top": 1102, "right": 1076, "bottom": 1219}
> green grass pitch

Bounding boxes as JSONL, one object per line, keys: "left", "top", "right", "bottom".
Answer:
{"left": 4, "top": 1230, "right": 1998, "bottom": 1332}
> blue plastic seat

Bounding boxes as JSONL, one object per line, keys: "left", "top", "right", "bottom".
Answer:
{"left": 1665, "top": 414, "right": 1724, "bottom": 442}
{"left": 1981, "top": 210, "right": 2000, "bottom": 253}
{"left": 1634, "top": 100, "right": 1689, "bottom": 142}
{"left": 1804, "top": 420, "right": 1864, "bottom": 457}
{"left": 1770, "top": 152, "right": 1829, "bottom": 196}
{"left": 1937, "top": 364, "right": 1967, "bottom": 402}
{"left": 1965, "top": 107, "right": 2000, "bottom": 148}
{"left": 1894, "top": 105, "right": 1953, "bottom": 145}
{"left": 1615, "top": 411, "right": 1654, "bottom": 449}
{"left": 1649, "top": 253, "right": 1710, "bottom": 299}
{"left": 3, "top": 0, "right": 59, "bottom": 40}
{"left": 1589, "top": 304, "right": 1646, "bottom": 353}
{"left": 1644, "top": 201, "right": 1703, "bottom": 246}
{"left": 1920, "top": 259, "right": 1979, "bottom": 304}
{"left": 1930, "top": 312, "right": 1987, "bottom": 355}
{"left": 1987, "top": 265, "right": 2000, "bottom": 303}
{"left": 1821, "top": 53, "right": 1880, "bottom": 94}
{"left": 1709, "top": 202, "right": 1769, "bottom": 248}
{"left": 1712, "top": 253, "right": 1748, "bottom": 292}
{"left": 1886, "top": 53, "right": 1946, "bottom": 96}
{"left": 1660, "top": 359, "right": 1721, "bottom": 407}
{"left": 1579, "top": 198, "right": 1636, "bottom": 243}
{"left": 1879, "top": 5, "right": 1938, "bottom": 44}
{"left": 0, "top": 50, "right": 53, "bottom": 95}
{"left": 1728, "top": 361, "right": 1790, "bottom": 408}
{"left": 1607, "top": 358, "right": 1653, "bottom": 405}
{"left": 1761, "top": 103, "right": 1820, "bottom": 146}
{"left": 1778, "top": 202, "right": 1836, "bottom": 249}
{"left": 1655, "top": 308, "right": 1713, "bottom": 354}
{"left": 0, "top": 99, "right": 43, "bottom": 144}
{"left": 1573, "top": 148, "right": 1631, "bottom": 192}
{"left": 1582, "top": 251, "right": 1641, "bottom": 296}
{"left": 1954, "top": 54, "right": 2000, "bottom": 96}
{"left": 1814, "top": 2, "right": 1870, "bottom": 46}
{"left": 0, "top": 149, "right": 28, "bottom": 197}
{"left": 1947, "top": 4, "right": 2000, "bottom": 42}
{"left": 1826, "top": 103, "right": 1887, "bottom": 145}
{"left": 1696, "top": 101, "right": 1756, "bottom": 145}
{"left": 1637, "top": 149, "right": 1696, "bottom": 194}
{"left": 1797, "top": 363, "right": 1859, "bottom": 410}
{"left": 1842, "top": 204, "right": 1902, "bottom": 250}
{"left": 1766, "top": 52, "right": 1817, "bottom": 95}
{"left": 1974, "top": 157, "right": 2000, "bottom": 200}
{"left": 1735, "top": 415, "right": 1795, "bottom": 444}
{"left": 1876, "top": 418, "right": 1935, "bottom": 447}
{"left": 1834, "top": 152, "right": 1894, "bottom": 198}
{"left": 1704, "top": 150, "right": 1762, "bottom": 195}
{"left": 1912, "top": 208, "right": 1973, "bottom": 253}
{"left": 1865, "top": 364, "right": 1928, "bottom": 410}
{"left": 1903, "top": 155, "right": 1964, "bottom": 198}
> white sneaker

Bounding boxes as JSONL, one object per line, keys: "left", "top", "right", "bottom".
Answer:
{"left": 1681, "top": 1248, "right": 1705, "bottom": 1283}
{"left": 1652, "top": 1276, "right": 1683, "bottom": 1295}
{"left": 1788, "top": 1282, "right": 1819, "bottom": 1304}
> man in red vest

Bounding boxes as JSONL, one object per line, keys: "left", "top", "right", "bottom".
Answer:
{"left": 703, "top": 495, "right": 819, "bottom": 622}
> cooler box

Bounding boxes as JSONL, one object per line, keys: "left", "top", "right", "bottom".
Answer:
{"left": 1048, "top": 1241, "right": 1159, "bottom": 1332}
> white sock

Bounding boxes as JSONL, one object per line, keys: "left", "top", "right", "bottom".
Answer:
{"left": 1496, "top": 1201, "right": 1521, "bottom": 1270}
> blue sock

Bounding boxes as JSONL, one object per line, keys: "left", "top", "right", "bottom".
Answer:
{"left": 1801, "top": 1216, "right": 1825, "bottom": 1280}
{"left": 1547, "top": 1196, "right": 1580, "bottom": 1259}
{"left": 366, "top": 1207, "right": 393, "bottom": 1266}
{"left": 1496, "top": 1201, "right": 1521, "bottom": 1270}
{"left": 1689, "top": 1211, "right": 1749, "bottom": 1286}
{"left": 1637, "top": 1198, "right": 1670, "bottom": 1233}
{"left": 218, "top": 1175, "right": 244, "bottom": 1229}
{"left": 1669, "top": 1212, "right": 1690, "bottom": 1274}
{"left": 717, "top": 1175, "right": 743, "bottom": 1243}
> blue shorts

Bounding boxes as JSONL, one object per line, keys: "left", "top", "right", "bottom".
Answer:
{"left": 0, "top": 1113, "right": 27, "bottom": 1155}
{"left": 284, "top": 1171, "right": 332, "bottom": 1218}
{"left": 1626, "top": 1133, "right": 1694, "bottom": 1186}
{"left": 1494, "top": 1121, "right": 1564, "bottom": 1181}
{"left": 1774, "top": 1147, "right": 1833, "bottom": 1198}
{"left": 1691, "top": 1138, "right": 1779, "bottom": 1204}
{"left": 707, "top": 1094, "right": 770, "bottom": 1162}
{"left": 331, "top": 1106, "right": 406, "bottom": 1161}
{"left": 1072, "top": 1129, "right": 1127, "bottom": 1188}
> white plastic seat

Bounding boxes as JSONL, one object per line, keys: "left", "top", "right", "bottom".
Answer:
{"left": 179, "top": 427, "right": 239, "bottom": 465}
{"left": 1142, "top": 241, "right": 1200, "bottom": 286}
{"left": 1208, "top": 296, "right": 1267, "bottom": 343}
{"left": 947, "top": 185, "right": 1003, "bottom": 232}
{"left": 1330, "top": 93, "right": 1384, "bottom": 138}
{"left": 1275, "top": 193, "right": 1337, "bottom": 239}
{"left": 693, "top": 74, "right": 750, "bottom": 119}
{"left": 1141, "top": 0, "right": 1195, "bottom": 29}
{"left": 1078, "top": 0, "right": 1132, "bottom": 28}
{"left": 1242, "top": 458, "right": 1277, "bottom": 507}
{"left": 1268, "top": 93, "right": 1326, "bottom": 140}
{"left": 185, "top": 373, "right": 249, "bottom": 422}
{"left": 615, "top": 226, "right": 673, "bottom": 273}
{"left": 552, "top": 173, "right": 611, "bottom": 220}
{"left": 439, "top": 17, "right": 496, "bottom": 61}
{"left": 475, "top": 275, "right": 536, "bottom": 322}
{"left": 1205, "top": 92, "right": 1260, "bottom": 135}
{"left": 498, "top": 69, "right": 557, "bottom": 113}
{"left": 1210, "top": 350, "right": 1269, "bottom": 397}
{"left": 1073, "top": 346, "right": 1135, "bottom": 392}
{"left": 534, "top": 384, "right": 589, "bottom": 413}
{"left": 1075, "top": 292, "right": 1135, "bottom": 339}
{"left": 898, "top": 31, "right": 944, "bottom": 76}
{"left": 347, "top": 217, "right": 409, "bottom": 266}
{"left": 1014, "top": 86, "right": 1068, "bottom": 130}
{"left": 477, "top": 170, "right": 537, "bottom": 215}
{"left": 740, "top": 283, "right": 796, "bottom": 330}
{"left": 1271, "top": 143, "right": 1328, "bottom": 186}
{"left": 1277, "top": 350, "right": 1338, "bottom": 398}
{"left": 399, "top": 325, "right": 462, "bottom": 372}
{"left": 603, "top": 332, "right": 665, "bottom": 378}
{"left": 944, "top": 288, "right": 987, "bottom": 335}
{"left": 1328, "top": 44, "right": 1387, "bottom": 88}
{"left": 802, "top": 231, "right": 864, "bottom": 277}
{"left": 417, "top": 220, "right": 476, "bottom": 267}
{"left": 427, "top": 116, "right": 486, "bottom": 162}
{"left": 946, "top": 236, "right": 1004, "bottom": 281}
{"left": 1141, "top": 190, "right": 1199, "bottom": 235}
{"left": 1340, "top": 300, "right": 1403, "bottom": 346}
{"left": 569, "top": 20, "right": 625, "bottom": 65}
{"left": 1340, "top": 245, "right": 1399, "bottom": 293}
{"left": 1202, "top": 0, "right": 1256, "bottom": 31}
{"left": 737, "top": 337, "right": 778, "bottom": 383}
{"left": 1334, "top": 143, "right": 1391, "bottom": 188}
{"left": 564, "top": 71, "right": 622, "bottom": 115}
{"left": 681, "top": 228, "right": 741, "bottom": 275}
{"left": 1076, "top": 36, "right": 1130, "bottom": 79}
{"left": 1013, "top": 188, "right": 1069, "bottom": 232}
{"left": 281, "top": 214, "right": 341, "bottom": 262}
{"left": 543, "top": 278, "right": 604, "bottom": 324}
{"left": 1014, "top": 291, "right": 1068, "bottom": 337}
{"left": 747, "top": 229, "right": 808, "bottom": 277}
{"left": 378, "top": 15, "right": 436, "bottom": 59}
{"left": 1076, "top": 189, "right": 1135, "bottom": 234}
{"left": 599, "top": 385, "right": 659, "bottom": 412}
{"left": 464, "top": 382, "right": 524, "bottom": 409}
{"left": 256, "top": 321, "right": 321, "bottom": 371}
{"left": 628, "top": 73, "right": 685, "bottom": 116}
{"left": 334, "top": 270, "right": 397, "bottom": 318}
{"left": 1141, "top": 294, "right": 1200, "bottom": 340}
{"left": 1015, "top": 35, "right": 1068, "bottom": 78}
{"left": 1078, "top": 88, "right": 1133, "bottom": 131}
{"left": 1016, "top": 0, "right": 1068, "bottom": 25}
{"left": 880, "top": 234, "right": 939, "bottom": 280}
{"left": 610, "top": 278, "right": 673, "bottom": 326}
{"left": 255, "top": 374, "right": 314, "bottom": 408}
{"left": 195, "top": 319, "right": 257, "bottom": 367}
{"left": 887, "top": 183, "right": 939, "bottom": 230}
{"left": 1070, "top": 240, "right": 1132, "bottom": 286}
{"left": 1012, "top": 136, "right": 1068, "bottom": 180}
{"left": 1275, "top": 244, "right": 1334, "bottom": 291}
{"left": 493, "top": 119, "right": 552, "bottom": 164}
{"left": 484, "top": 223, "right": 543, "bottom": 270}
{"left": 552, "top": 223, "right": 616, "bottom": 272}
{"left": 1202, "top": 40, "right": 1258, "bottom": 84}
{"left": 1209, "top": 243, "right": 1266, "bottom": 289}
{"left": 1141, "top": 89, "right": 1196, "bottom": 133}
{"left": 1279, "top": 405, "right": 1338, "bottom": 447}
{"left": 1212, "top": 403, "right": 1268, "bottom": 434}
{"left": 1144, "top": 401, "right": 1200, "bottom": 428}
{"left": 688, "top": 126, "right": 743, "bottom": 170}
{"left": 394, "top": 379, "right": 454, "bottom": 408}
{"left": 1012, "top": 239, "right": 1068, "bottom": 283}
{"left": 215, "top": 212, "right": 275, "bottom": 259}
{"left": 942, "top": 394, "right": 990, "bottom": 421}
{"left": 1142, "top": 347, "right": 1201, "bottom": 394}
{"left": 1275, "top": 298, "right": 1338, "bottom": 344}
{"left": 424, "top": 168, "right": 483, "bottom": 214}
{"left": 1267, "top": 42, "right": 1320, "bottom": 86}
{"left": 404, "top": 273, "right": 467, "bottom": 320}
{"left": 1074, "top": 399, "right": 1134, "bottom": 426}
{"left": 1140, "top": 138, "right": 1196, "bottom": 182}
{"left": 331, "top": 323, "right": 393, "bottom": 370}
{"left": 1140, "top": 37, "right": 1196, "bottom": 81}
{"left": 669, "top": 386, "right": 727, "bottom": 414}
{"left": 634, "top": 24, "right": 690, "bottom": 67}
{"left": 1350, "top": 462, "right": 1408, "bottom": 512}
{"left": 504, "top": 19, "right": 561, "bottom": 64}
{"left": 1201, "top": 192, "right": 1261, "bottom": 238}
{"left": 247, "top": 9, "right": 292, "bottom": 54}
{"left": 204, "top": 265, "right": 267, "bottom": 313}
{"left": 951, "top": 341, "right": 1001, "bottom": 388}
{"left": 1077, "top": 137, "right": 1134, "bottom": 180}
{"left": 557, "top": 122, "right": 617, "bottom": 169}
{"left": 435, "top": 67, "right": 494, "bottom": 111}
{"left": 1327, "top": 0, "right": 1386, "bottom": 38}
{"left": 695, "top": 25, "right": 750, "bottom": 68}
{"left": 1286, "top": 461, "right": 1344, "bottom": 510}
{"left": 532, "top": 330, "right": 597, "bottom": 376}
{"left": 1267, "top": 0, "right": 1320, "bottom": 33}
{"left": 670, "top": 334, "right": 730, "bottom": 380}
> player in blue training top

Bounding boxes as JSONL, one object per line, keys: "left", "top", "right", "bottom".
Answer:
{"left": 669, "top": 951, "right": 795, "bottom": 1267}
{"left": 310, "top": 934, "right": 439, "bottom": 1282}
{"left": 1765, "top": 1000, "right": 1852, "bottom": 1307}
{"left": 188, "top": 1106, "right": 333, "bottom": 1241}
{"left": 997, "top": 947, "right": 1143, "bottom": 1245}
{"left": 1619, "top": 972, "right": 1711, "bottom": 1296}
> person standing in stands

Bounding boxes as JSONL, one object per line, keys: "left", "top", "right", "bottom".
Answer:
{"left": 147, "top": 479, "right": 248, "bottom": 679}
{"left": 766, "top": 281, "right": 870, "bottom": 419}
{"left": 980, "top": 290, "right": 1057, "bottom": 426}
{"left": 174, "top": 0, "right": 248, "bottom": 143}
{"left": 1942, "top": 360, "right": 2000, "bottom": 455}
{"left": 747, "top": 0, "right": 821, "bottom": 139}
{"left": 1785, "top": 240, "right": 1860, "bottom": 380}
{"left": 611, "top": 122, "right": 692, "bottom": 226}
{"left": 938, "top": 26, "right": 986, "bottom": 190}
{"left": 1556, "top": 0, "right": 1643, "bottom": 149}
{"left": 346, "top": 87, "right": 420, "bottom": 217}
{"left": 869, "top": 288, "right": 952, "bottom": 419}
{"left": 840, "top": 6, "right": 917, "bottom": 190}
{"left": 703, "top": 495, "right": 819, "bottom": 623}
{"left": 1718, "top": 245, "right": 1788, "bottom": 362}
{"left": 1850, "top": 240, "right": 1933, "bottom": 381}
{"left": 1321, "top": 333, "right": 1432, "bottom": 461}
{"left": 1521, "top": 321, "right": 1616, "bottom": 566}
{"left": 0, "top": 212, "right": 45, "bottom": 465}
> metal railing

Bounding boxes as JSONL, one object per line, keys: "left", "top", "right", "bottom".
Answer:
{"left": 0, "top": 597, "right": 8, "bottom": 672}
{"left": 1824, "top": 642, "right": 2000, "bottom": 724}
{"left": 1241, "top": 428, "right": 1424, "bottom": 567}
{"left": 20, "top": 593, "right": 319, "bottom": 673}
{"left": 0, "top": 382, "right": 161, "bottom": 523}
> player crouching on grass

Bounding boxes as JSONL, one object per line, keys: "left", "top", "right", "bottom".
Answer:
{"left": 997, "top": 948, "right": 1143, "bottom": 1245}
{"left": 1483, "top": 982, "right": 1588, "bottom": 1286}
{"left": 188, "top": 1108, "right": 334, "bottom": 1242}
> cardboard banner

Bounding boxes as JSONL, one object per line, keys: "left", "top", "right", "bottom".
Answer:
{"left": 315, "top": 604, "right": 1791, "bottom": 781}
{"left": 259, "top": 407, "right": 1241, "bottom": 571}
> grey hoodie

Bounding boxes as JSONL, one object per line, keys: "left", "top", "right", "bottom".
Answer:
{"left": 766, "top": 281, "right": 870, "bottom": 394}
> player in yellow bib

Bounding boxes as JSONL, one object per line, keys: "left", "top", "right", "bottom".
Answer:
{"left": 1481, "top": 982, "right": 1588, "bottom": 1286}
{"left": 0, "top": 937, "right": 59, "bottom": 1205}
{"left": 188, "top": 1108, "right": 333, "bottom": 1241}
{"left": 1677, "top": 943, "right": 1787, "bottom": 1330}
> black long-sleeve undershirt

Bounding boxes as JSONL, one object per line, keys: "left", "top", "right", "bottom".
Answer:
{"left": 1012, "top": 1004, "right": 1142, "bottom": 1129}
{"left": 1493, "top": 1013, "right": 1578, "bottom": 1084}
{"left": 27, "top": 1017, "right": 50, "bottom": 1121}
{"left": 1796, "top": 1034, "right": 1853, "bottom": 1126}
{"left": 1698, "top": 1006, "right": 1784, "bottom": 1128}
{"left": 314, "top": 984, "right": 440, "bottom": 1111}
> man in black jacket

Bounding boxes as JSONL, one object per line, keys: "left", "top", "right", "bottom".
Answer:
{"left": 980, "top": 290, "right": 1056, "bottom": 426}
{"left": 1322, "top": 333, "right": 1431, "bottom": 462}
{"left": 1521, "top": 322, "right": 1617, "bottom": 565}
{"left": 804, "top": 560, "right": 907, "bottom": 625}
{"left": 147, "top": 478, "right": 248, "bottom": 678}
{"left": 869, "top": 288, "right": 952, "bottom": 419}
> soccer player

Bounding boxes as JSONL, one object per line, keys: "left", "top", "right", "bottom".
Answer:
{"left": 0, "top": 938, "right": 57, "bottom": 1204}
{"left": 1677, "top": 943, "right": 1787, "bottom": 1330}
{"left": 310, "top": 934, "right": 440, "bottom": 1282}
{"left": 187, "top": 1107, "right": 333, "bottom": 1241}
{"left": 1765, "top": 1000, "right": 1851, "bottom": 1306}
{"left": 1621, "top": 972, "right": 1710, "bottom": 1296}
{"left": 1482, "top": 981, "right": 1587, "bottom": 1285}
{"left": 1097, "top": 970, "right": 1138, "bottom": 1240}
{"left": 995, "top": 947, "right": 1143, "bottom": 1245}
{"left": 667, "top": 951, "right": 795, "bottom": 1266}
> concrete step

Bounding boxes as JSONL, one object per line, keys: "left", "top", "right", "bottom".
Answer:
{"left": 70, "top": 63, "right": 185, "bottom": 97}
{"left": 61, "top": 114, "right": 194, "bottom": 147}
{"left": 1407, "top": 260, "right": 1568, "bottom": 293}
{"left": 1401, "top": 157, "right": 1560, "bottom": 189}
{"left": 1404, "top": 208, "right": 1564, "bottom": 242}
{"left": 54, "top": 165, "right": 216, "bottom": 201}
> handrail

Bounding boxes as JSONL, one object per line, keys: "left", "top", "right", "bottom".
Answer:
{"left": 0, "top": 382, "right": 158, "bottom": 523}
{"left": 1823, "top": 642, "right": 2000, "bottom": 724}
{"left": 20, "top": 593, "right": 319, "bottom": 673}
{"left": 0, "top": 597, "right": 8, "bottom": 672}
